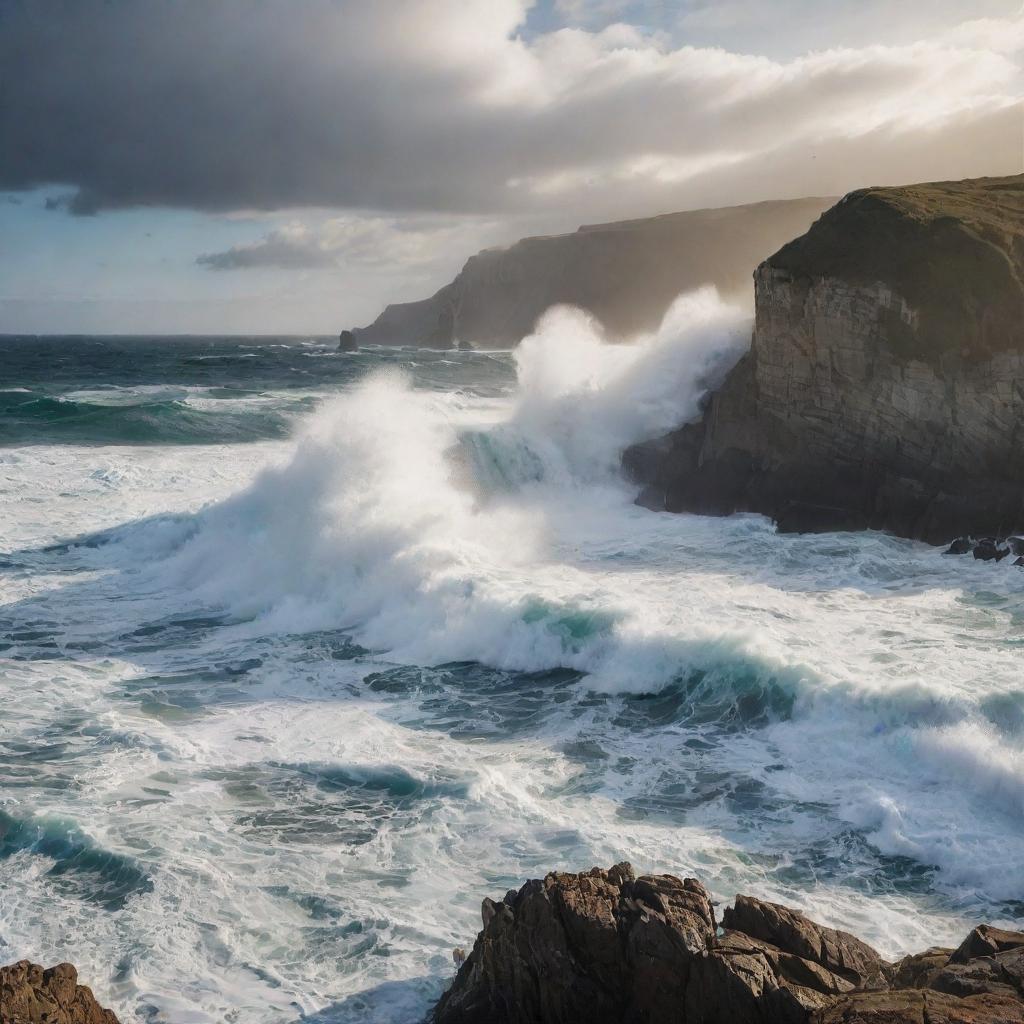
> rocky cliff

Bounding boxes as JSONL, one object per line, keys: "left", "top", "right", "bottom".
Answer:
{"left": 0, "top": 961, "right": 119, "bottom": 1024}
{"left": 356, "top": 198, "right": 833, "bottom": 348}
{"left": 431, "top": 863, "right": 1024, "bottom": 1024}
{"left": 625, "top": 175, "right": 1024, "bottom": 544}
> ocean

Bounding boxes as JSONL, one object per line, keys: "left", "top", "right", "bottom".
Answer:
{"left": 2, "top": 291, "right": 1023, "bottom": 1023}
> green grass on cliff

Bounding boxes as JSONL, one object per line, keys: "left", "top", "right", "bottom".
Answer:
{"left": 767, "top": 175, "right": 1024, "bottom": 363}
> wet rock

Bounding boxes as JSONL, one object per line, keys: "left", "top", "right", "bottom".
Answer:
{"left": 338, "top": 329, "right": 358, "bottom": 351}
{"left": 973, "top": 539, "right": 1010, "bottom": 562}
{"left": 944, "top": 537, "right": 974, "bottom": 555}
{"left": 1013, "top": 556, "right": 1024, "bottom": 567}
{"left": 0, "top": 961, "right": 119, "bottom": 1024}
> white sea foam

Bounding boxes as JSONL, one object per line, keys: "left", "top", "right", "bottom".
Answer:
{"left": 4, "top": 298, "right": 1024, "bottom": 1022}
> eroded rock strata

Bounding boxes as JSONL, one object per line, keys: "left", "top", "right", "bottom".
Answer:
{"left": 0, "top": 960, "right": 119, "bottom": 1024}
{"left": 431, "top": 864, "right": 1024, "bottom": 1024}
{"left": 625, "top": 175, "right": 1024, "bottom": 544}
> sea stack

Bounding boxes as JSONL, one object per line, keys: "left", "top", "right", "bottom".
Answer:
{"left": 625, "top": 175, "right": 1024, "bottom": 544}
{"left": 338, "top": 329, "right": 358, "bottom": 351}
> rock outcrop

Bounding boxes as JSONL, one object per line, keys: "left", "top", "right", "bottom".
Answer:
{"left": 625, "top": 175, "right": 1024, "bottom": 544}
{"left": 358, "top": 198, "right": 833, "bottom": 348}
{"left": 430, "top": 864, "right": 1024, "bottom": 1024}
{"left": 0, "top": 961, "right": 119, "bottom": 1024}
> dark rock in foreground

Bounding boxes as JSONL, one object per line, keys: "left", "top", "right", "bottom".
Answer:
{"left": 431, "top": 864, "right": 1024, "bottom": 1024}
{"left": 0, "top": 960, "right": 119, "bottom": 1024}
{"left": 626, "top": 175, "right": 1024, "bottom": 545}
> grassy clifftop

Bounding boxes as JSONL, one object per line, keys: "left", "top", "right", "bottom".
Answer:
{"left": 767, "top": 175, "right": 1024, "bottom": 362}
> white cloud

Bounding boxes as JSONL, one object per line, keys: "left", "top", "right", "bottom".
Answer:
{"left": 198, "top": 214, "right": 505, "bottom": 274}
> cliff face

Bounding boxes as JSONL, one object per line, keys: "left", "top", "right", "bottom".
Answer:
{"left": 626, "top": 176, "right": 1024, "bottom": 544}
{"left": 357, "top": 198, "right": 833, "bottom": 348}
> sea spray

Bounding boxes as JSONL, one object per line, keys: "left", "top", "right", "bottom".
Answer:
{"left": 507, "top": 287, "right": 749, "bottom": 483}
{"left": 4, "top": 325, "right": 1024, "bottom": 1023}
{"left": 149, "top": 290, "right": 756, "bottom": 680}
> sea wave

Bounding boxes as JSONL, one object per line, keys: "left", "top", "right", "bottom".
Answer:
{"left": 0, "top": 387, "right": 311, "bottom": 445}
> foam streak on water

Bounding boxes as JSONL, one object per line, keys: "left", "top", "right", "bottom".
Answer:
{"left": 1, "top": 298, "right": 1023, "bottom": 1022}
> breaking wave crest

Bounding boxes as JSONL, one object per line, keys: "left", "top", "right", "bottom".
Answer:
{"left": 142, "top": 289, "right": 751, "bottom": 687}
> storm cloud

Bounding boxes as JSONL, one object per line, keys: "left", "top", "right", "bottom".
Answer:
{"left": 2, "top": 0, "right": 1021, "bottom": 223}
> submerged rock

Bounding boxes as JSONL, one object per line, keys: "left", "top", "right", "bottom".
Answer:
{"left": 624, "top": 175, "right": 1024, "bottom": 544}
{"left": 944, "top": 537, "right": 974, "bottom": 555}
{"left": 973, "top": 539, "right": 1010, "bottom": 562}
{"left": 432, "top": 865, "right": 1024, "bottom": 1024}
{"left": 0, "top": 961, "right": 119, "bottom": 1024}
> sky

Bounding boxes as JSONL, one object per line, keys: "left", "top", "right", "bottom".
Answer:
{"left": 1, "top": 0, "right": 1022, "bottom": 335}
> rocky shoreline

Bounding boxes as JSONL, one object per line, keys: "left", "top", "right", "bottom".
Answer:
{"left": 0, "top": 960, "right": 119, "bottom": 1024}
{"left": 625, "top": 175, "right": 1024, "bottom": 545}
{"left": 5, "top": 868, "right": 1022, "bottom": 1022}
{"left": 431, "top": 863, "right": 1024, "bottom": 1024}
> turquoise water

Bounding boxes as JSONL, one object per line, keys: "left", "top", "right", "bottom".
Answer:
{"left": 2, "top": 313, "right": 1023, "bottom": 1022}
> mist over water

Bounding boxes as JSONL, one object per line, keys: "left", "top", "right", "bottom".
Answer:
{"left": 2, "top": 294, "right": 1024, "bottom": 1023}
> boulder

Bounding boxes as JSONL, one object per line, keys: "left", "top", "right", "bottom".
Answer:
{"left": 431, "top": 863, "right": 716, "bottom": 1024}
{"left": 973, "top": 539, "right": 1010, "bottom": 562}
{"left": 0, "top": 961, "right": 119, "bottom": 1024}
{"left": 892, "top": 948, "right": 954, "bottom": 990}
{"left": 944, "top": 538, "right": 974, "bottom": 555}
{"left": 432, "top": 867, "right": 1024, "bottom": 1024}
{"left": 951, "top": 928, "right": 1024, "bottom": 964}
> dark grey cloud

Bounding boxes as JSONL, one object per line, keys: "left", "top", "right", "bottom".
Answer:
{"left": 2, "top": 0, "right": 1021, "bottom": 220}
